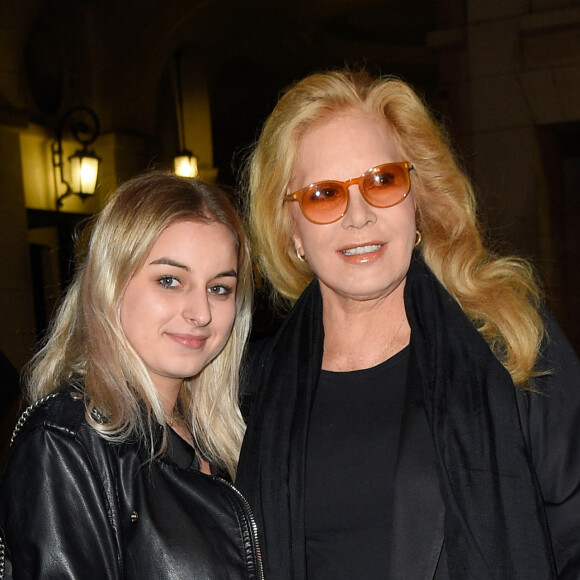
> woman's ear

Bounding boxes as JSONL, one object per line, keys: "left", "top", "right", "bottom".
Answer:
{"left": 293, "top": 233, "right": 303, "bottom": 255}
{"left": 292, "top": 233, "right": 306, "bottom": 262}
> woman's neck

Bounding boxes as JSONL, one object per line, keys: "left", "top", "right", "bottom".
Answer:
{"left": 320, "top": 285, "right": 410, "bottom": 372}
{"left": 166, "top": 401, "right": 212, "bottom": 475}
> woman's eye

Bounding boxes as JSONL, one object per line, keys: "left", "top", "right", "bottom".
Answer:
{"left": 159, "top": 275, "right": 180, "bottom": 289}
{"left": 375, "top": 172, "right": 395, "bottom": 186}
{"left": 208, "top": 284, "right": 233, "bottom": 296}
{"left": 310, "top": 186, "right": 341, "bottom": 202}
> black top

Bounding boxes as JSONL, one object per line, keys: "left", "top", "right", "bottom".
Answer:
{"left": 305, "top": 347, "right": 408, "bottom": 579}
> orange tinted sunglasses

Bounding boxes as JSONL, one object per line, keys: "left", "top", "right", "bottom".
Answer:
{"left": 284, "top": 161, "right": 413, "bottom": 224}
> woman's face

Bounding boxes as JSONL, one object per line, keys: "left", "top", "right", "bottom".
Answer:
{"left": 120, "top": 220, "right": 238, "bottom": 396}
{"left": 290, "top": 109, "right": 417, "bottom": 305}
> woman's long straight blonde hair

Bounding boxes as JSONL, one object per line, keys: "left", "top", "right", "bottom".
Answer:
{"left": 27, "top": 171, "right": 253, "bottom": 477}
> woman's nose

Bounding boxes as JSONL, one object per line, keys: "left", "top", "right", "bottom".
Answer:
{"left": 341, "top": 185, "right": 377, "bottom": 229}
{"left": 183, "top": 291, "right": 212, "bottom": 326}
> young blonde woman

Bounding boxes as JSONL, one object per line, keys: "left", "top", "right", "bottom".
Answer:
{"left": 0, "top": 172, "right": 262, "bottom": 578}
{"left": 236, "top": 70, "right": 580, "bottom": 579}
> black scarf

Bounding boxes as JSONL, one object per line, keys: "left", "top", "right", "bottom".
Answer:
{"left": 237, "top": 254, "right": 556, "bottom": 579}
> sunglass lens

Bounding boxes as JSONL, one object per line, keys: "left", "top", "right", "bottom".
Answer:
{"left": 364, "top": 164, "right": 409, "bottom": 207}
{"left": 302, "top": 183, "right": 347, "bottom": 224}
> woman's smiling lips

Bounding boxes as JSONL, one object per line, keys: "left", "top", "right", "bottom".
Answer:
{"left": 338, "top": 242, "right": 386, "bottom": 263}
{"left": 166, "top": 333, "right": 209, "bottom": 349}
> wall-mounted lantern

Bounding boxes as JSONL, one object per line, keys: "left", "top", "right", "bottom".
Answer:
{"left": 51, "top": 106, "right": 101, "bottom": 210}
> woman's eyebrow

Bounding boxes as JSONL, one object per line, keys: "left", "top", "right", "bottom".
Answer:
{"left": 215, "top": 269, "right": 238, "bottom": 279}
{"left": 149, "top": 257, "right": 190, "bottom": 271}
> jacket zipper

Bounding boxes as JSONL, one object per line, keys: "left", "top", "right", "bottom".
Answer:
{"left": 10, "top": 393, "right": 59, "bottom": 445}
{"left": 0, "top": 534, "right": 5, "bottom": 580}
{"left": 216, "top": 477, "right": 264, "bottom": 580}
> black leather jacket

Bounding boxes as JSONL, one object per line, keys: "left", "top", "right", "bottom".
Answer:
{"left": 0, "top": 389, "right": 263, "bottom": 579}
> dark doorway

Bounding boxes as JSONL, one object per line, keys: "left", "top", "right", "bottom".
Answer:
{"left": 537, "top": 122, "right": 580, "bottom": 354}
{"left": 27, "top": 209, "right": 91, "bottom": 341}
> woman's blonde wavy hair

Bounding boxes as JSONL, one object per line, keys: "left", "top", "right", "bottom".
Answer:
{"left": 244, "top": 69, "right": 543, "bottom": 388}
{"left": 27, "top": 171, "right": 253, "bottom": 477}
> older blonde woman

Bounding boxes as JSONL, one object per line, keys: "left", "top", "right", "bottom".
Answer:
{"left": 0, "top": 172, "right": 262, "bottom": 578}
{"left": 236, "top": 70, "right": 580, "bottom": 579}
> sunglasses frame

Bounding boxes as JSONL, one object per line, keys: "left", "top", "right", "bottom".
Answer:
{"left": 284, "top": 161, "right": 414, "bottom": 224}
